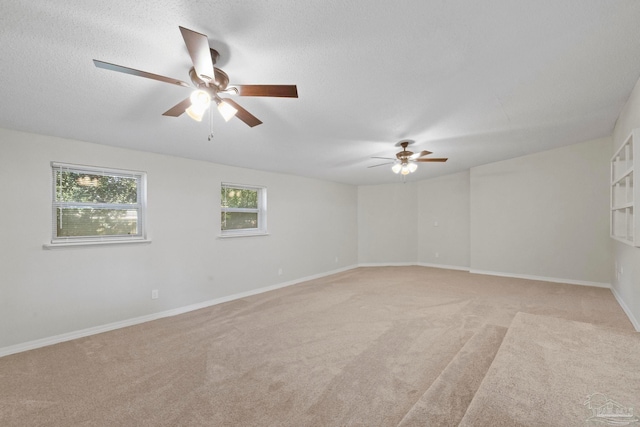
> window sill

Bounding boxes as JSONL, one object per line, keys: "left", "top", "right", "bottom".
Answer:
{"left": 218, "top": 232, "right": 270, "bottom": 239}
{"left": 43, "top": 239, "right": 152, "bottom": 249}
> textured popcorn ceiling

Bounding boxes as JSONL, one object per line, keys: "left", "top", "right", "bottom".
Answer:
{"left": 1, "top": 1, "right": 640, "bottom": 185}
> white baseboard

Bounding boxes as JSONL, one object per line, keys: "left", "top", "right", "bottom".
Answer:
{"left": 358, "top": 261, "right": 470, "bottom": 273}
{"left": 358, "top": 262, "right": 417, "bottom": 267}
{"left": 469, "top": 269, "right": 611, "bottom": 289}
{"left": 358, "top": 261, "right": 470, "bottom": 271}
{"left": 610, "top": 286, "right": 640, "bottom": 332}
{"left": 417, "top": 262, "right": 470, "bottom": 272}
{"left": 358, "top": 261, "right": 471, "bottom": 271}
{"left": 0, "top": 265, "right": 358, "bottom": 358}
{"left": 359, "top": 262, "right": 611, "bottom": 288}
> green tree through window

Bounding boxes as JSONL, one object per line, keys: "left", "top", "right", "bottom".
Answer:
{"left": 52, "top": 163, "right": 146, "bottom": 242}
{"left": 221, "top": 183, "right": 266, "bottom": 235}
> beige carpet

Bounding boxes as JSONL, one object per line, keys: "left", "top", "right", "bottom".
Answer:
{"left": 398, "top": 324, "right": 507, "bottom": 427}
{"left": 0, "top": 266, "right": 634, "bottom": 426}
{"left": 459, "top": 312, "right": 640, "bottom": 427}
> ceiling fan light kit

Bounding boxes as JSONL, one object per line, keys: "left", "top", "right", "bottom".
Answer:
{"left": 393, "top": 162, "right": 418, "bottom": 176}
{"left": 370, "top": 140, "right": 448, "bottom": 176}
{"left": 93, "top": 25, "right": 298, "bottom": 130}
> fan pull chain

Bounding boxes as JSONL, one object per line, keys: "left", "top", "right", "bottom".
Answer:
{"left": 207, "top": 105, "right": 214, "bottom": 141}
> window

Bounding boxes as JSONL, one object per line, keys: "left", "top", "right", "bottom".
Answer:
{"left": 51, "top": 162, "right": 147, "bottom": 244}
{"left": 220, "top": 183, "right": 267, "bottom": 236}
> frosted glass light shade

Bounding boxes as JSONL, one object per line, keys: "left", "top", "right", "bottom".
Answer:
{"left": 186, "top": 90, "right": 211, "bottom": 122}
{"left": 186, "top": 105, "right": 205, "bottom": 121}
{"left": 190, "top": 90, "right": 211, "bottom": 107}
{"left": 392, "top": 163, "right": 402, "bottom": 174}
{"left": 408, "top": 162, "right": 418, "bottom": 173}
{"left": 217, "top": 100, "right": 238, "bottom": 122}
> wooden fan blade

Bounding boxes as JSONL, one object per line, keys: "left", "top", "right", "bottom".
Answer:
{"left": 415, "top": 158, "right": 448, "bottom": 162}
{"left": 221, "top": 98, "right": 263, "bottom": 127}
{"left": 371, "top": 156, "right": 396, "bottom": 160}
{"left": 93, "top": 60, "right": 190, "bottom": 87}
{"left": 162, "top": 97, "right": 192, "bottom": 117}
{"left": 235, "top": 85, "right": 298, "bottom": 98}
{"left": 179, "top": 26, "right": 215, "bottom": 82}
{"left": 367, "top": 162, "right": 395, "bottom": 168}
{"left": 410, "top": 150, "right": 433, "bottom": 159}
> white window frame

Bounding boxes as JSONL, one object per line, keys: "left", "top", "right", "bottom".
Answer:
{"left": 220, "top": 182, "right": 267, "bottom": 237}
{"left": 49, "top": 162, "right": 148, "bottom": 246}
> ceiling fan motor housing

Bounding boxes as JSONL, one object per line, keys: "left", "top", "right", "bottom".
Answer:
{"left": 189, "top": 67, "right": 229, "bottom": 92}
{"left": 396, "top": 142, "right": 413, "bottom": 163}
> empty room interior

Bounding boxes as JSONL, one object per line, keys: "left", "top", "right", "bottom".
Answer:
{"left": 2, "top": 1, "right": 640, "bottom": 426}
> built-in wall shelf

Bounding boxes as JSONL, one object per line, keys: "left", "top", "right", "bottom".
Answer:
{"left": 611, "top": 129, "right": 639, "bottom": 246}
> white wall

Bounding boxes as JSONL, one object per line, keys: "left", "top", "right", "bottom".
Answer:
{"left": 3, "top": 119, "right": 631, "bottom": 350}
{"left": 611, "top": 76, "right": 640, "bottom": 328}
{"left": 417, "top": 171, "right": 470, "bottom": 269}
{"left": 469, "top": 137, "right": 612, "bottom": 285}
{"left": 0, "top": 128, "right": 358, "bottom": 349}
{"left": 357, "top": 183, "right": 417, "bottom": 264}
{"left": 359, "top": 139, "right": 611, "bottom": 287}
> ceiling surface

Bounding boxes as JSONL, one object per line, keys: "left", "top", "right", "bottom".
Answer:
{"left": 2, "top": 1, "right": 640, "bottom": 185}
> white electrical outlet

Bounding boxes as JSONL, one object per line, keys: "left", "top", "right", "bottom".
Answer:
{"left": 335, "top": 256, "right": 339, "bottom": 263}
{"left": 435, "top": 252, "right": 439, "bottom": 258}
{"left": 434, "top": 221, "right": 439, "bottom": 227}
{"left": 278, "top": 268, "right": 283, "bottom": 276}
{"left": 151, "top": 289, "right": 159, "bottom": 299}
